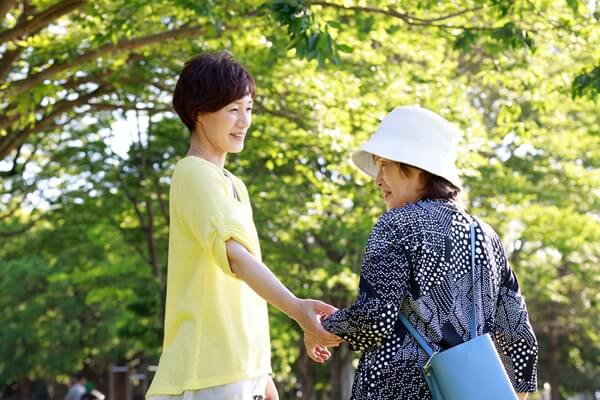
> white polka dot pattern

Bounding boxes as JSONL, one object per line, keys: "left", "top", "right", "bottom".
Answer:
{"left": 322, "top": 199, "right": 538, "bottom": 399}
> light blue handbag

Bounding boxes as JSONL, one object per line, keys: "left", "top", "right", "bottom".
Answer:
{"left": 399, "top": 220, "right": 518, "bottom": 400}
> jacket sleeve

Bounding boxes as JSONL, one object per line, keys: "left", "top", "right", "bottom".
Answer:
{"left": 322, "top": 211, "right": 410, "bottom": 351}
{"left": 492, "top": 237, "right": 538, "bottom": 392}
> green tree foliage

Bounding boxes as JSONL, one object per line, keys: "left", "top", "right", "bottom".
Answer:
{"left": 1, "top": 1, "right": 599, "bottom": 399}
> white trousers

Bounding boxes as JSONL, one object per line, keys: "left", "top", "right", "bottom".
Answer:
{"left": 148, "top": 375, "right": 269, "bottom": 400}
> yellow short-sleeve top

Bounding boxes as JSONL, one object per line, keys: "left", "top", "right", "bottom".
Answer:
{"left": 146, "top": 156, "right": 271, "bottom": 396}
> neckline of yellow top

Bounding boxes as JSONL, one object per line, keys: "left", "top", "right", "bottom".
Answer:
{"left": 183, "top": 154, "right": 228, "bottom": 172}
{"left": 182, "top": 155, "right": 242, "bottom": 203}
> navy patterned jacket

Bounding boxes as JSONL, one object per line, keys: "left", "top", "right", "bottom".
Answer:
{"left": 323, "top": 199, "right": 538, "bottom": 400}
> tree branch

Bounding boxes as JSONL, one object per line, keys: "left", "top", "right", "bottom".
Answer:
{"left": 146, "top": 115, "right": 170, "bottom": 225}
{"left": 254, "top": 101, "right": 312, "bottom": 131}
{"left": 149, "top": 80, "right": 174, "bottom": 93}
{"left": 311, "top": 231, "right": 344, "bottom": 263}
{"left": 1, "top": 1, "right": 34, "bottom": 82}
{"left": 0, "top": 142, "right": 22, "bottom": 177}
{"left": 60, "top": 70, "right": 112, "bottom": 91}
{"left": 0, "top": 136, "right": 52, "bottom": 200}
{"left": 88, "top": 102, "right": 171, "bottom": 113}
{"left": 410, "top": 5, "right": 485, "bottom": 23}
{"left": 0, "top": 160, "right": 43, "bottom": 197}
{"left": 0, "top": 0, "right": 86, "bottom": 44}
{"left": 110, "top": 217, "right": 150, "bottom": 264}
{"left": 0, "top": 136, "right": 40, "bottom": 182}
{"left": 0, "top": 0, "right": 19, "bottom": 24}
{"left": 0, "top": 86, "right": 108, "bottom": 159}
{"left": 7, "top": 25, "right": 206, "bottom": 96}
{"left": 0, "top": 220, "right": 37, "bottom": 237}
{"left": 0, "top": 198, "right": 24, "bottom": 220}
{"left": 0, "top": 70, "right": 112, "bottom": 132}
{"left": 0, "top": 110, "right": 19, "bottom": 132}
{"left": 152, "top": 172, "right": 169, "bottom": 226}
{"left": 0, "top": 71, "right": 110, "bottom": 132}
{"left": 310, "top": 1, "right": 494, "bottom": 31}
{"left": 145, "top": 197, "right": 160, "bottom": 278}
{"left": 116, "top": 168, "right": 147, "bottom": 232}
{"left": 0, "top": 47, "right": 23, "bottom": 82}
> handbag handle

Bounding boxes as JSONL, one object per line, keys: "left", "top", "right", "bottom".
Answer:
{"left": 399, "top": 220, "right": 478, "bottom": 357}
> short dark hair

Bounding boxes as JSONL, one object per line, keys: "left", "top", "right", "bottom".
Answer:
{"left": 395, "top": 162, "right": 460, "bottom": 202}
{"left": 172, "top": 51, "right": 256, "bottom": 132}
{"left": 420, "top": 170, "right": 460, "bottom": 202}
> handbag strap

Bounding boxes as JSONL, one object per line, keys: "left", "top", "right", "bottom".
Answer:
{"left": 399, "top": 313, "right": 434, "bottom": 356}
{"left": 399, "top": 218, "right": 478, "bottom": 357}
{"left": 469, "top": 219, "right": 477, "bottom": 340}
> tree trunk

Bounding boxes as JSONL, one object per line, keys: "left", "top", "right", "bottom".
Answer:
{"left": 18, "top": 378, "right": 30, "bottom": 400}
{"left": 145, "top": 200, "right": 160, "bottom": 278}
{"left": 298, "top": 346, "right": 316, "bottom": 400}
{"left": 548, "top": 304, "right": 560, "bottom": 400}
{"left": 329, "top": 343, "right": 354, "bottom": 400}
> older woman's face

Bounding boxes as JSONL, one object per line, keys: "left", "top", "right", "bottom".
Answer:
{"left": 374, "top": 157, "right": 423, "bottom": 209}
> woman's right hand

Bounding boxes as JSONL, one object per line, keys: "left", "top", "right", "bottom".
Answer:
{"left": 293, "top": 299, "right": 342, "bottom": 347}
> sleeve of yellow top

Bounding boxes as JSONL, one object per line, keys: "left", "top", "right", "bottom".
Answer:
{"left": 173, "top": 162, "right": 257, "bottom": 278}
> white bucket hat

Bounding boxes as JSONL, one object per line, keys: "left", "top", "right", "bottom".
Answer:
{"left": 351, "top": 106, "right": 462, "bottom": 189}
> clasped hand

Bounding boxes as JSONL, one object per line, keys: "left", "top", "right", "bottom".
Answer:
{"left": 293, "top": 298, "right": 343, "bottom": 363}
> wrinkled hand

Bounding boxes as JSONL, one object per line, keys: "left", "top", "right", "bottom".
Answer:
{"left": 304, "top": 333, "right": 334, "bottom": 363}
{"left": 265, "top": 375, "right": 278, "bottom": 400}
{"left": 293, "top": 299, "right": 342, "bottom": 347}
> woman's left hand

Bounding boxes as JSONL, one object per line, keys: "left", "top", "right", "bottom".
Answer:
{"left": 265, "top": 375, "right": 279, "bottom": 400}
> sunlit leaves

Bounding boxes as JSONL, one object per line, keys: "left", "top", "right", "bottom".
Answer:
{"left": 1, "top": 0, "right": 599, "bottom": 397}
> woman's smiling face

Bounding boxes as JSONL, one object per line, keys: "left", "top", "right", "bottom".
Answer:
{"left": 374, "top": 156, "right": 424, "bottom": 209}
{"left": 195, "top": 95, "right": 253, "bottom": 155}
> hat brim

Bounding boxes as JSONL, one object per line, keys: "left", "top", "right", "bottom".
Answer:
{"left": 351, "top": 149, "right": 378, "bottom": 178}
{"left": 351, "top": 148, "right": 463, "bottom": 189}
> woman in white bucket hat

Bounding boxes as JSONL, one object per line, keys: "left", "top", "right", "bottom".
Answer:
{"left": 310, "top": 106, "right": 538, "bottom": 399}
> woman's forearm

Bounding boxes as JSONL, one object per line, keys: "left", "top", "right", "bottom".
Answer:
{"left": 225, "top": 239, "right": 341, "bottom": 346}
{"left": 226, "top": 239, "right": 300, "bottom": 317}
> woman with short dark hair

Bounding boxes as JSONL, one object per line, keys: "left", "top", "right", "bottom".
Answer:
{"left": 146, "top": 52, "right": 340, "bottom": 400}
{"left": 306, "top": 106, "right": 538, "bottom": 399}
